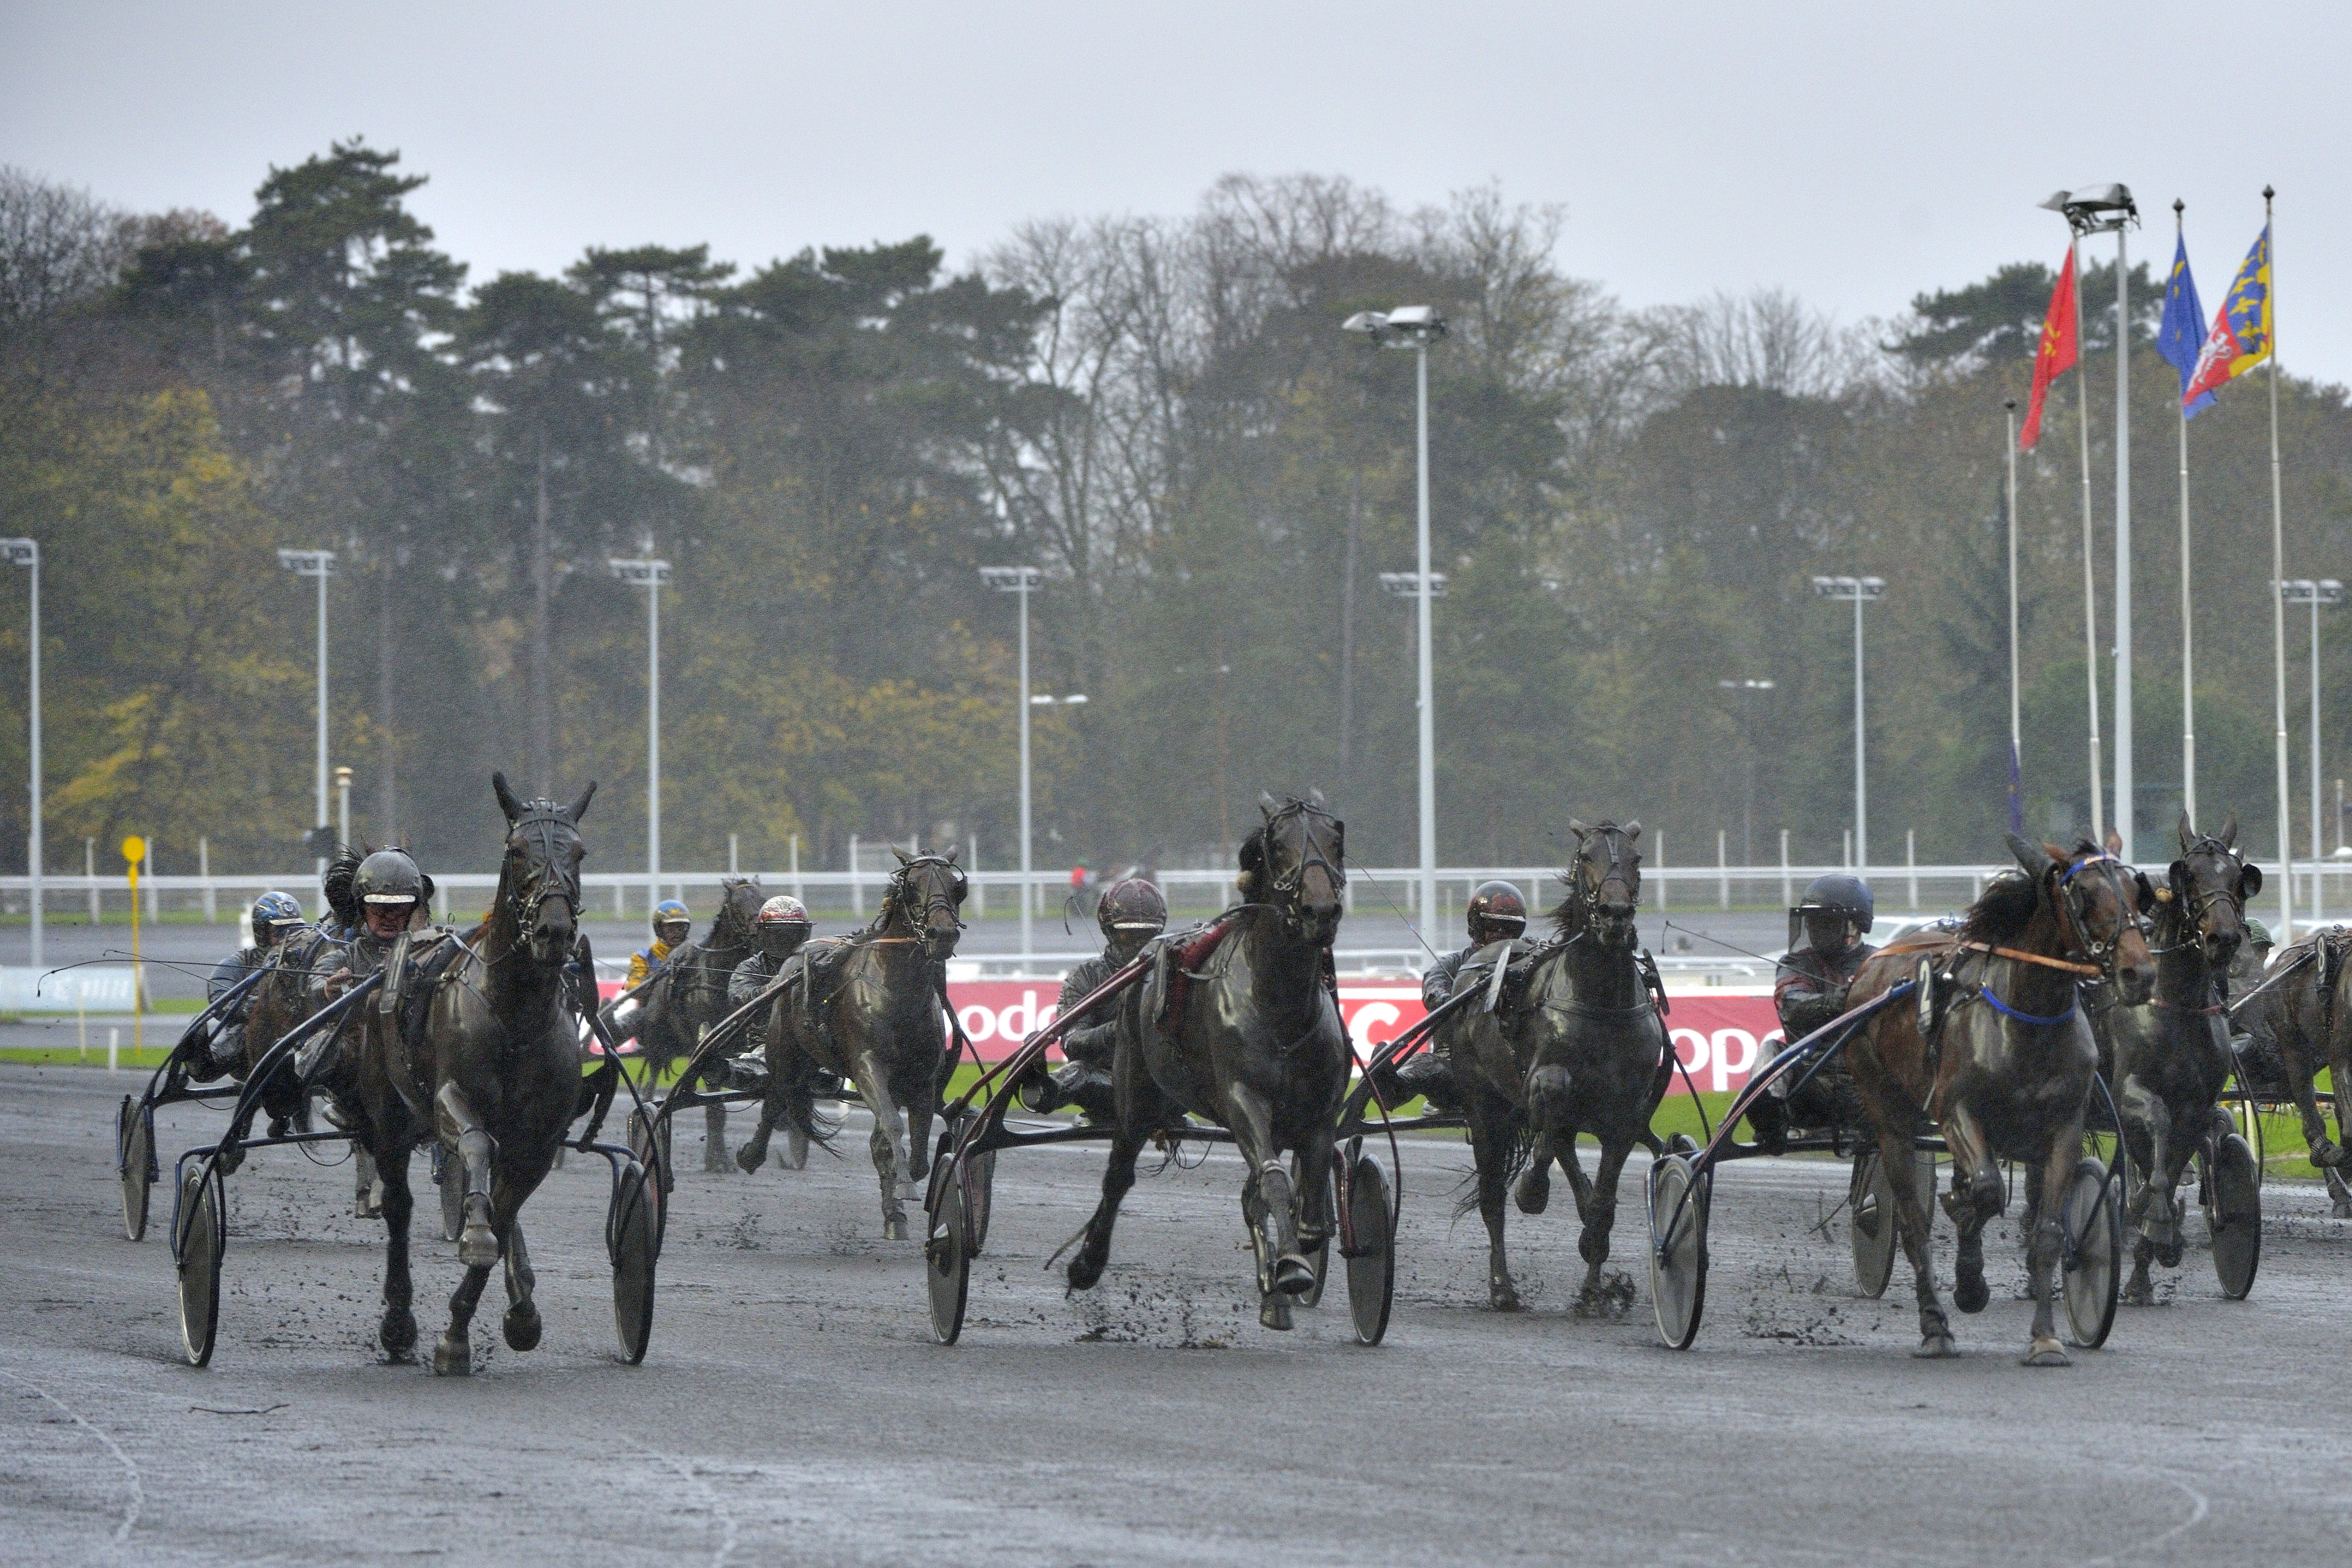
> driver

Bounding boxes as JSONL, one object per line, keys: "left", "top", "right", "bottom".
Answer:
{"left": 1753, "top": 872, "right": 1879, "bottom": 1150}
{"left": 627, "top": 899, "right": 693, "bottom": 988}
{"left": 196, "top": 890, "right": 308, "bottom": 1081}
{"left": 726, "top": 896, "right": 816, "bottom": 1062}
{"left": 319, "top": 849, "right": 432, "bottom": 1002}
{"left": 1020, "top": 877, "right": 1167, "bottom": 1120}
{"left": 1377, "top": 881, "right": 1530, "bottom": 1115}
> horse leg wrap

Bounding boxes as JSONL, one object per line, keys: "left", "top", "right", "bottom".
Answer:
{"left": 435, "top": 1082, "right": 500, "bottom": 1267}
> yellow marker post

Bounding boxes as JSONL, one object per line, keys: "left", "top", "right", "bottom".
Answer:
{"left": 120, "top": 836, "right": 146, "bottom": 1056}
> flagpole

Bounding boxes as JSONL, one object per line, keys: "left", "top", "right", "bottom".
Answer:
{"left": 2114, "top": 219, "right": 2135, "bottom": 862}
{"left": 2266, "top": 185, "right": 2293, "bottom": 938}
{"left": 2006, "top": 397, "right": 2023, "bottom": 834}
{"left": 2071, "top": 241, "right": 2106, "bottom": 849}
{"left": 2176, "top": 203, "right": 2197, "bottom": 831}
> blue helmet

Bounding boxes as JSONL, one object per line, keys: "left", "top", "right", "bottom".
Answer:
{"left": 251, "top": 890, "right": 305, "bottom": 944}
{"left": 652, "top": 899, "right": 691, "bottom": 940}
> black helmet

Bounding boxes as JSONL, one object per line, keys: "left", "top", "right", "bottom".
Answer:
{"left": 1790, "top": 872, "right": 1874, "bottom": 949}
{"left": 1097, "top": 878, "right": 1168, "bottom": 938}
{"left": 1467, "top": 881, "right": 1528, "bottom": 944}
{"left": 354, "top": 849, "right": 425, "bottom": 909}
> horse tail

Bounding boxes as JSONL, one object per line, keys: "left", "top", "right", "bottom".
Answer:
{"left": 785, "top": 1087, "right": 842, "bottom": 1153}
{"left": 1453, "top": 1102, "right": 1538, "bottom": 1218}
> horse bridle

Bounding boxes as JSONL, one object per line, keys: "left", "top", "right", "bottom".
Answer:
{"left": 2049, "top": 852, "right": 2143, "bottom": 989}
{"left": 1569, "top": 826, "right": 1639, "bottom": 936}
{"left": 1262, "top": 800, "right": 1346, "bottom": 934}
{"left": 505, "top": 806, "right": 583, "bottom": 951}
{"left": 2156, "top": 835, "right": 2246, "bottom": 956}
{"left": 891, "top": 856, "right": 966, "bottom": 956}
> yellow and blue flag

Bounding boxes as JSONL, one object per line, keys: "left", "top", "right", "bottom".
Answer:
{"left": 2157, "top": 231, "right": 2215, "bottom": 417}
{"left": 2182, "top": 225, "right": 2272, "bottom": 414}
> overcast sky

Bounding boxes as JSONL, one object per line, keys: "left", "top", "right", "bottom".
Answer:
{"left": 5, "top": 1, "right": 2347, "bottom": 385}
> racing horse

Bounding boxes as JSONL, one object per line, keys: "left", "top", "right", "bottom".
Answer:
{"left": 340, "top": 774, "right": 595, "bottom": 1374}
{"left": 735, "top": 846, "right": 965, "bottom": 1238}
{"left": 1440, "top": 819, "right": 1672, "bottom": 1314}
{"left": 1068, "top": 792, "right": 1349, "bottom": 1330}
{"left": 2091, "top": 815, "right": 2254, "bottom": 1303}
{"left": 2236, "top": 919, "right": 2352, "bottom": 1219}
{"left": 632, "top": 875, "right": 765, "bottom": 1171}
{"left": 1845, "top": 835, "right": 2154, "bottom": 1364}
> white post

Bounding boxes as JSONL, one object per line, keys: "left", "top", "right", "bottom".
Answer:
{"left": 647, "top": 567, "right": 660, "bottom": 894}
{"left": 849, "top": 834, "right": 863, "bottom": 920}
{"left": 315, "top": 561, "right": 328, "bottom": 875}
{"left": 201, "top": 837, "right": 214, "bottom": 923}
{"left": 1717, "top": 828, "right": 1728, "bottom": 910}
{"left": 1780, "top": 828, "right": 1791, "bottom": 908}
{"left": 1656, "top": 831, "right": 1666, "bottom": 912}
{"left": 2114, "top": 221, "right": 2135, "bottom": 863}
{"left": 728, "top": 833, "right": 738, "bottom": 876}
{"left": 1853, "top": 586, "right": 1868, "bottom": 872}
{"left": 143, "top": 843, "right": 157, "bottom": 921}
{"left": 2179, "top": 297, "right": 2198, "bottom": 830}
{"left": 2312, "top": 588, "right": 2326, "bottom": 924}
{"left": 2267, "top": 191, "right": 2292, "bottom": 938}
{"left": 1414, "top": 340, "right": 1438, "bottom": 945}
{"left": 108, "top": 1025, "right": 118, "bottom": 1074}
{"left": 1907, "top": 828, "right": 1918, "bottom": 911}
{"left": 1, "top": 540, "right": 40, "bottom": 963}
{"left": 1018, "top": 575, "right": 1033, "bottom": 958}
{"left": 1844, "top": 827, "right": 1853, "bottom": 869}
{"left": 789, "top": 834, "right": 801, "bottom": 906}
{"left": 2006, "top": 400, "right": 2024, "bottom": 831}
{"left": 85, "top": 837, "right": 97, "bottom": 924}
{"left": 969, "top": 835, "right": 983, "bottom": 917}
{"left": 2070, "top": 240, "right": 2108, "bottom": 850}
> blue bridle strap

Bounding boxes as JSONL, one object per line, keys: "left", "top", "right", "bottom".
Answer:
{"left": 2057, "top": 852, "right": 2118, "bottom": 885}
{"left": 1975, "top": 984, "right": 2076, "bottom": 1028}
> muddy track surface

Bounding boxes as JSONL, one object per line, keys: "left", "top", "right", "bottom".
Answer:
{"left": 4, "top": 1061, "right": 2345, "bottom": 1566}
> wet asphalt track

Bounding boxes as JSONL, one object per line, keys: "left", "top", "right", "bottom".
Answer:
{"left": 4, "top": 1060, "right": 2348, "bottom": 1567}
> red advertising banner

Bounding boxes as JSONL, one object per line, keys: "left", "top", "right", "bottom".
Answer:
{"left": 596, "top": 976, "right": 1784, "bottom": 1096}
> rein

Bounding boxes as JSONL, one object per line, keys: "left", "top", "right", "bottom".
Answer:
{"left": 1955, "top": 939, "right": 2102, "bottom": 978}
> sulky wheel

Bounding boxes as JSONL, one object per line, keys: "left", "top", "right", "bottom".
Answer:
{"left": 175, "top": 1159, "right": 225, "bottom": 1368}
{"left": 2205, "top": 1133, "right": 2261, "bottom": 1300}
{"left": 965, "top": 1147, "right": 997, "bottom": 1256}
{"left": 925, "top": 1163, "right": 972, "bottom": 1345}
{"left": 1342, "top": 1154, "right": 1395, "bottom": 1346}
{"left": 608, "top": 1159, "right": 659, "bottom": 1364}
{"left": 1850, "top": 1147, "right": 1934, "bottom": 1299}
{"left": 2060, "top": 1156, "right": 2121, "bottom": 1349}
{"left": 435, "top": 1141, "right": 465, "bottom": 1243}
{"left": 1648, "top": 1153, "right": 1710, "bottom": 1350}
{"left": 119, "top": 1096, "right": 155, "bottom": 1243}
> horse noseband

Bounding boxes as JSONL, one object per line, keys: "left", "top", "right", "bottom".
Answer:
{"left": 1262, "top": 801, "right": 1345, "bottom": 931}
{"left": 507, "top": 809, "right": 582, "bottom": 938}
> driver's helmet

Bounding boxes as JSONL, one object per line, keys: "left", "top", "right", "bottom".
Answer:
{"left": 2244, "top": 916, "right": 2275, "bottom": 951}
{"left": 250, "top": 890, "right": 306, "bottom": 948}
{"left": 1466, "top": 881, "right": 1529, "bottom": 945}
{"left": 354, "top": 849, "right": 425, "bottom": 911}
{"left": 1097, "top": 878, "right": 1168, "bottom": 940}
{"left": 1790, "top": 873, "right": 1875, "bottom": 951}
{"left": 651, "top": 899, "right": 691, "bottom": 947}
{"left": 754, "top": 895, "right": 812, "bottom": 958}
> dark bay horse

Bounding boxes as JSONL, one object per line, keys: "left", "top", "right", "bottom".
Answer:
{"left": 339, "top": 775, "right": 594, "bottom": 1375}
{"left": 1070, "top": 792, "right": 1349, "bottom": 1330}
{"left": 633, "top": 875, "right": 764, "bottom": 1171}
{"left": 2091, "top": 815, "right": 2253, "bottom": 1303}
{"left": 1847, "top": 835, "right": 2153, "bottom": 1364}
{"left": 2237, "top": 920, "right": 2352, "bottom": 1217}
{"left": 735, "top": 846, "right": 965, "bottom": 1238}
{"left": 1441, "top": 819, "right": 1671, "bottom": 1313}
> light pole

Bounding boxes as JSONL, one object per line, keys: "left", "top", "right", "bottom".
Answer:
{"left": 1345, "top": 304, "right": 1447, "bottom": 936}
{"left": 2003, "top": 399, "right": 2024, "bottom": 834}
{"left": 2045, "top": 184, "right": 2139, "bottom": 857}
{"left": 1812, "top": 576, "right": 1885, "bottom": 873}
{"left": 1, "top": 539, "right": 38, "bottom": 965}
{"left": 982, "top": 565, "right": 1044, "bottom": 959}
{"left": 335, "top": 765, "right": 352, "bottom": 854}
{"left": 1717, "top": 679, "right": 1775, "bottom": 864}
{"left": 608, "top": 550, "right": 671, "bottom": 906}
{"left": 277, "top": 548, "right": 335, "bottom": 881}
{"left": 2282, "top": 578, "right": 2343, "bottom": 920}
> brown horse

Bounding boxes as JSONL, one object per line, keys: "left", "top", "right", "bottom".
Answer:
{"left": 2237, "top": 921, "right": 2352, "bottom": 1217}
{"left": 1845, "top": 835, "right": 2153, "bottom": 1364}
{"left": 735, "top": 846, "right": 965, "bottom": 1238}
{"left": 632, "top": 875, "right": 765, "bottom": 1171}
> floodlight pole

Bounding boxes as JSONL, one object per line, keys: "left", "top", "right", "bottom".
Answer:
{"left": 609, "top": 552, "right": 672, "bottom": 902}
{"left": 983, "top": 566, "right": 1044, "bottom": 960}
{"left": 2283, "top": 579, "right": 2342, "bottom": 921}
{"left": 277, "top": 549, "right": 335, "bottom": 882}
{"left": 2, "top": 540, "right": 38, "bottom": 964}
{"left": 1813, "top": 576, "right": 1884, "bottom": 873}
{"left": 2004, "top": 400, "right": 2022, "bottom": 834}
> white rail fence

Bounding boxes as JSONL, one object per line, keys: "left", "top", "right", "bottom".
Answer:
{"left": 15, "top": 859, "right": 2350, "bottom": 928}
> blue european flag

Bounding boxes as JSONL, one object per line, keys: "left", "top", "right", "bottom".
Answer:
{"left": 2158, "top": 232, "right": 2216, "bottom": 418}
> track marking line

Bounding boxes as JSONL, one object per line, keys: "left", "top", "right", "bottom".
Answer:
{"left": 2075, "top": 1474, "right": 2209, "bottom": 1566}
{"left": 644, "top": 1443, "right": 740, "bottom": 1568}
{"left": 0, "top": 1365, "right": 145, "bottom": 1544}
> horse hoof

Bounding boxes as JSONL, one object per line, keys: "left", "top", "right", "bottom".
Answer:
{"left": 1260, "top": 1294, "right": 1294, "bottom": 1331}
{"left": 432, "top": 1333, "right": 471, "bottom": 1377}
{"left": 1912, "top": 1333, "right": 1959, "bottom": 1359}
{"left": 1490, "top": 1283, "right": 1523, "bottom": 1313}
{"left": 783, "top": 1128, "right": 809, "bottom": 1170}
{"left": 1514, "top": 1168, "right": 1550, "bottom": 1216}
{"left": 2123, "top": 1277, "right": 2156, "bottom": 1307}
{"left": 502, "top": 1304, "right": 541, "bottom": 1352}
{"left": 883, "top": 1215, "right": 908, "bottom": 1243}
{"left": 457, "top": 1224, "right": 501, "bottom": 1268}
{"left": 2156, "top": 1241, "right": 2185, "bottom": 1269}
{"left": 734, "top": 1146, "right": 762, "bottom": 1175}
{"left": 380, "top": 1307, "right": 417, "bottom": 1359}
{"left": 703, "top": 1147, "right": 733, "bottom": 1174}
{"left": 2335, "top": 1198, "right": 2352, "bottom": 1221}
{"left": 2022, "top": 1337, "right": 2072, "bottom": 1368}
{"left": 1066, "top": 1255, "right": 1105, "bottom": 1293}
{"left": 1273, "top": 1253, "right": 1316, "bottom": 1296}
{"left": 1953, "top": 1271, "right": 1989, "bottom": 1315}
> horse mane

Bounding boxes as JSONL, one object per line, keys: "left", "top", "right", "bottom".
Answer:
{"left": 1955, "top": 839, "right": 2092, "bottom": 943}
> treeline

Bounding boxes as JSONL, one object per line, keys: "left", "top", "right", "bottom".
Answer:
{"left": 2, "top": 145, "right": 2348, "bottom": 879}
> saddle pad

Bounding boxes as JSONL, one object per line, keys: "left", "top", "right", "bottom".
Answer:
{"left": 1154, "top": 911, "right": 1249, "bottom": 1039}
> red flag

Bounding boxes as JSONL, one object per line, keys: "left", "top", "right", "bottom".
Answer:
{"left": 2019, "top": 244, "right": 2078, "bottom": 451}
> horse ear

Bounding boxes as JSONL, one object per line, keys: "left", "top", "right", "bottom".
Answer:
{"left": 2219, "top": 813, "right": 2239, "bottom": 849}
{"left": 492, "top": 771, "right": 523, "bottom": 823}
{"left": 1566, "top": 818, "right": 1588, "bottom": 837}
{"left": 2005, "top": 833, "right": 2055, "bottom": 880}
{"left": 1258, "top": 789, "right": 1280, "bottom": 819}
{"left": 944, "top": 843, "right": 961, "bottom": 864}
{"left": 565, "top": 780, "right": 596, "bottom": 823}
{"left": 1307, "top": 786, "right": 1327, "bottom": 808}
{"left": 2240, "top": 862, "right": 2264, "bottom": 899}
{"left": 2134, "top": 869, "right": 2160, "bottom": 914}
{"left": 1623, "top": 819, "right": 1642, "bottom": 841}
{"left": 891, "top": 844, "right": 913, "bottom": 865}
{"left": 2179, "top": 810, "right": 2195, "bottom": 854}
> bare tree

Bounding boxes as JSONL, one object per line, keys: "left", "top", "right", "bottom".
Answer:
{"left": 0, "top": 167, "right": 133, "bottom": 322}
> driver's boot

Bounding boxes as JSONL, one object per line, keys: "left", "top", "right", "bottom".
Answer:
{"left": 1747, "top": 1091, "right": 1789, "bottom": 1153}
